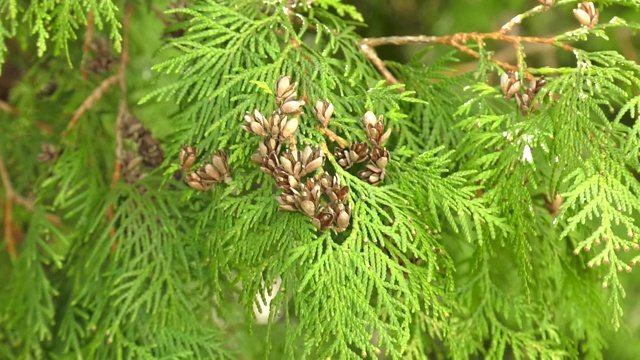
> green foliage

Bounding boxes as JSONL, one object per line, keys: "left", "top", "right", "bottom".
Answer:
{"left": 2, "top": 0, "right": 640, "bottom": 359}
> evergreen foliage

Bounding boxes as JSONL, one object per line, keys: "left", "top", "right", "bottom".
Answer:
{"left": 2, "top": 0, "right": 640, "bottom": 359}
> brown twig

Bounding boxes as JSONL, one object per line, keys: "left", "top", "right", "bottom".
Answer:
{"left": 0, "top": 156, "right": 16, "bottom": 259}
{"left": 81, "top": 11, "right": 95, "bottom": 81}
{"left": 500, "top": 2, "right": 555, "bottom": 34}
{"left": 317, "top": 126, "right": 349, "bottom": 148}
{"left": 63, "top": 74, "right": 119, "bottom": 136}
{"left": 359, "top": 43, "right": 402, "bottom": 86}
{"left": 119, "top": 4, "right": 133, "bottom": 94}
{"left": 1, "top": 155, "right": 62, "bottom": 258}
{"left": 359, "top": 3, "right": 576, "bottom": 85}
{"left": 108, "top": 3, "right": 134, "bottom": 252}
{"left": 0, "top": 99, "right": 17, "bottom": 116}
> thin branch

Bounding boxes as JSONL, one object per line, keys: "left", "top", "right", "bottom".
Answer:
{"left": 109, "top": 3, "right": 134, "bottom": 252}
{"left": 63, "top": 74, "right": 119, "bottom": 136}
{"left": 119, "top": 4, "right": 133, "bottom": 94}
{"left": 359, "top": 43, "right": 401, "bottom": 86}
{"left": 81, "top": 11, "right": 95, "bottom": 81}
{"left": 358, "top": 1, "right": 576, "bottom": 85}
{"left": 317, "top": 126, "right": 349, "bottom": 148}
{"left": 0, "top": 99, "right": 17, "bottom": 116}
{"left": 359, "top": 33, "right": 574, "bottom": 52}
{"left": 3, "top": 197, "right": 15, "bottom": 259}
{"left": 0, "top": 156, "right": 16, "bottom": 259}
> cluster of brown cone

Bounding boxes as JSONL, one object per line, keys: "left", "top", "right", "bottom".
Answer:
{"left": 500, "top": 71, "right": 546, "bottom": 116}
{"left": 179, "top": 145, "right": 231, "bottom": 191}
{"left": 118, "top": 111, "right": 165, "bottom": 184}
{"left": 334, "top": 111, "right": 391, "bottom": 185}
{"left": 243, "top": 76, "right": 352, "bottom": 233}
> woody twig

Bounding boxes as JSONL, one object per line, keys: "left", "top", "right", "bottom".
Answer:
{"left": 359, "top": 2, "right": 576, "bottom": 85}
{"left": 81, "top": 11, "right": 95, "bottom": 81}
{"left": 0, "top": 100, "right": 17, "bottom": 117}
{"left": 108, "top": 3, "right": 133, "bottom": 252}
{"left": 0, "top": 154, "right": 62, "bottom": 259}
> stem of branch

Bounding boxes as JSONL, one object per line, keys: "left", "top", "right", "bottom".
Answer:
{"left": 81, "top": 11, "right": 95, "bottom": 81}
{"left": 358, "top": 4, "right": 576, "bottom": 83}
{"left": 0, "top": 156, "right": 16, "bottom": 259}
{"left": 0, "top": 99, "right": 18, "bottom": 116}
{"left": 63, "top": 74, "right": 119, "bottom": 137}
{"left": 317, "top": 126, "right": 349, "bottom": 148}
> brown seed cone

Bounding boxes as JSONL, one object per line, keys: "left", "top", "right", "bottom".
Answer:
{"left": 37, "top": 143, "right": 60, "bottom": 162}
{"left": 242, "top": 110, "right": 269, "bottom": 137}
{"left": 313, "top": 100, "right": 334, "bottom": 127}
{"left": 252, "top": 139, "right": 281, "bottom": 175}
{"left": 358, "top": 165, "right": 385, "bottom": 186}
{"left": 365, "top": 122, "right": 392, "bottom": 146}
{"left": 179, "top": 145, "right": 197, "bottom": 171}
{"left": 277, "top": 191, "right": 298, "bottom": 212}
{"left": 275, "top": 76, "right": 297, "bottom": 106}
{"left": 500, "top": 71, "right": 521, "bottom": 99}
{"left": 371, "top": 147, "right": 390, "bottom": 170}
{"left": 121, "top": 150, "right": 143, "bottom": 184}
{"left": 574, "top": 2, "right": 598, "bottom": 28}
{"left": 185, "top": 172, "right": 211, "bottom": 191}
{"left": 312, "top": 208, "right": 334, "bottom": 231}
{"left": 138, "top": 134, "right": 164, "bottom": 167}
{"left": 211, "top": 151, "right": 231, "bottom": 183}
{"left": 299, "top": 145, "right": 324, "bottom": 176}
{"left": 280, "top": 98, "right": 305, "bottom": 116}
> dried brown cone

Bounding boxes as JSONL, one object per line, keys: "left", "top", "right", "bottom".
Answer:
{"left": 179, "top": 145, "right": 197, "bottom": 172}
{"left": 574, "top": 2, "right": 599, "bottom": 29}
{"left": 291, "top": 178, "right": 322, "bottom": 217}
{"left": 500, "top": 71, "right": 521, "bottom": 99}
{"left": 185, "top": 172, "right": 211, "bottom": 191}
{"left": 195, "top": 151, "right": 232, "bottom": 184}
{"left": 371, "top": 147, "right": 390, "bottom": 171}
{"left": 274, "top": 168, "right": 300, "bottom": 192}
{"left": 312, "top": 206, "right": 334, "bottom": 231}
{"left": 279, "top": 146, "right": 323, "bottom": 179}
{"left": 37, "top": 143, "right": 60, "bottom": 162}
{"left": 242, "top": 110, "right": 269, "bottom": 137}
{"left": 119, "top": 113, "right": 164, "bottom": 167}
{"left": 277, "top": 191, "right": 298, "bottom": 212}
{"left": 275, "top": 76, "right": 298, "bottom": 106}
{"left": 362, "top": 111, "right": 392, "bottom": 146}
{"left": 313, "top": 100, "right": 334, "bottom": 127}
{"left": 515, "top": 89, "right": 539, "bottom": 116}
{"left": 334, "top": 142, "right": 369, "bottom": 169}
{"left": 86, "top": 38, "right": 118, "bottom": 75}
{"left": 138, "top": 134, "right": 164, "bottom": 167}
{"left": 318, "top": 172, "right": 349, "bottom": 203}
{"left": 279, "top": 97, "right": 305, "bottom": 116}
{"left": 358, "top": 164, "right": 385, "bottom": 186}
{"left": 121, "top": 150, "right": 143, "bottom": 184}
{"left": 528, "top": 76, "right": 546, "bottom": 95}
{"left": 329, "top": 201, "right": 352, "bottom": 233}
